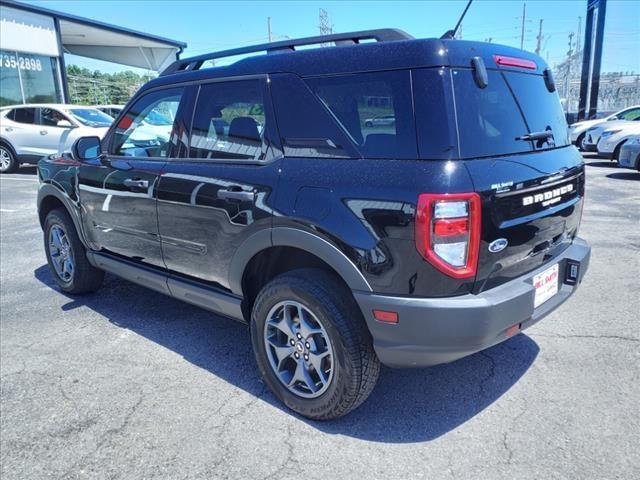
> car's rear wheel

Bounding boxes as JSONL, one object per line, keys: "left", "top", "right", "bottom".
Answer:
{"left": 612, "top": 141, "right": 626, "bottom": 162}
{"left": 0, "top": 145, "right": 17, "bottom": 173}
{"left": 251, "top": 268, "right": 380, "bottom": 420}
{"left": 576, "top": 132, "right": 586, "bottom": 152}
{"left": 44, "top": 208, "right": 104, "bottom": 294}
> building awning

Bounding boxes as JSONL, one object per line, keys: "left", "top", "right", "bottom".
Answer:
{"left": 58, "top": 19, "right": 183, "bottom": 71}
{"left": 0, "top": 0, "right": 186, "bottom": 72}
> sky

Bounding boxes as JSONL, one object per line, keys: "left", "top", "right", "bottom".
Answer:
{"left": 23, "top": 0, "right": 640, "bottom": 75}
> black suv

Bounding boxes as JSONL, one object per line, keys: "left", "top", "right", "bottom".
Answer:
{"left": 38, "top": 29, "right": 590, "bottom": 420}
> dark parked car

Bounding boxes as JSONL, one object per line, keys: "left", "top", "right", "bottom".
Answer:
{"left": 37, "top": 29, "right": 590, "bottom": 420}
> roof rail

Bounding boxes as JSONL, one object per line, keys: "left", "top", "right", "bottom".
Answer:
{"left": 160, "top": 28, "right": 414, "bottom": 76}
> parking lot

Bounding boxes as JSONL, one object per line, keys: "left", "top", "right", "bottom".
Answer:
{"left": 0, "top": 156, "right": 638, "bottom": 479}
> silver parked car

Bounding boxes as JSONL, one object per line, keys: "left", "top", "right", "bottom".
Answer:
{"left": 618, "top": 135, "right": 640, "bottom": 171}
{"left": 0, "top": 104, "right": 113, "bottom": 173}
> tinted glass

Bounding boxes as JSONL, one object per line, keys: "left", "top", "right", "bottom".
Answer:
{"left": 503, "top": 71, "right": 569, "bottom": 148}
{"left": 305, "top": 71, "right": 418, "bottom": 159}
{"left": 453, "top": 69, "right": 531, "bottom": 158}
{"left": 66, "top": 108, "right": 113, "bottom": 127}
{"left": 0, "top": 51, "right": 23, "bottom": 106}
{"left": 190, "top": 80, "right": 266, "bottom": 160}
{"left": 13, "top": 108, "right": 36, "bottom": 124}
{"left": 111, "top": 87, "right": 183, "bottom": 157}
{"left": 412, "top": 68, "right": 459, "bottom": 159}
{"left": 40, "top": 108, "right": 70, "bottom": 127}
{"left": 270, "top": 73, "right": 358, "bottom": 159}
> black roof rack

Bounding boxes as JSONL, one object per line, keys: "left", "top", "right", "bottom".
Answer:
{"left": 160, "top": 28, "right": 413, "bottom": 76}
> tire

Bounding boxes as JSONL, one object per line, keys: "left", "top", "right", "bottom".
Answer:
{"left": 365, "top": 121, "right": 373, "bottom": 127}
{"left": 251, "top": 268, "right": 380, "bottom": 420}
{"left": 576, "top": 132, "right": 586, "bottom": 152}
{"left": 0, "top": 144, "right": 18, "bottom": 173}
{"left": 612, "top": 141, "right": 626, "bottom": 162}
{"left": 43, "top": 208, "right": 104, "bottom": 294}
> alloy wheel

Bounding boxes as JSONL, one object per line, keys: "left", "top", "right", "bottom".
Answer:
{"left": 48, "top": 224, "right": 75, "bottom": 283}
{"left": 263, "top": 300, "right": 334, "bottom": 399}
{"left": 0, "top": 147, "right": 12, "bottom": 172}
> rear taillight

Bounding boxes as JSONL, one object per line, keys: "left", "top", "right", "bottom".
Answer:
{"left": 415, "top": 193, "right": 481, "bottom": 279}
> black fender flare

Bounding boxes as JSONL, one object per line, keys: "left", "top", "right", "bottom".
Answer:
{"left": 37, "top": 183, "right": 90, "bottom": 247}
{"left": 228, "top": 227, "right": 372, "bottom": 296}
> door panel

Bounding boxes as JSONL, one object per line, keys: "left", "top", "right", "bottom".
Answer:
{"left": 78, "top": 86, "right": 185, "bottom": 267}
{"left": 157, "top": 79, "right": 282, "bottom": 290}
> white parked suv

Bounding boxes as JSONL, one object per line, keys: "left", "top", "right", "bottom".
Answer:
{"left": 581, "top": 118, "right": 640, "bottom": 154}
{"left": 596, "top": 122, "right": 640, "bottom": 161}
{"left": 568, "top": 105, "right": 640, "bottom": 151}
{"left": 0, "top": 104, "right": 113, "bottom": 173}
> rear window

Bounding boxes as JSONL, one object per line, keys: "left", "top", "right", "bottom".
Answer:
{"left": 305, "top": 71, "right": 418, "bottom": 159}
{"left": 503, "top": 71, "right": 569, "bottom": 147}
{"left": 453, "top": 69, "right": 569, "bottom": 158}
{"left": 453, "top": 69, "right": 531, "bottom": 158}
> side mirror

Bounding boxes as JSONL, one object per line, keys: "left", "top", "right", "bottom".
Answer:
{"left": 608, "top": 116, "right": 618, "bottom": 121}
{"left": 57, "top": 119, "right": 74, "bottom": 128}
{"left": 72, "top": 136, "right": 102, "bottom": 161}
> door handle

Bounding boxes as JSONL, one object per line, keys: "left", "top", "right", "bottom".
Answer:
{"left": 123, "top": 178, "right": 149, "bottom": 190}
{"left": 40, "top": 130, "right": 48, "bottom": 135}
{"left": 5, "top": 127, "right": 12, "bottom": 132}
{"left": 218, "top": 188, "right": 255, "bottom": 202}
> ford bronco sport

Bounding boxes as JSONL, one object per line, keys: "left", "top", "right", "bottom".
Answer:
{"left": 37, "top": 29, "right": 590, "bottom": 420}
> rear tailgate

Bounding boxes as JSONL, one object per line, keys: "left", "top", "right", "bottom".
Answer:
{"left": 450, "top": 61, "right": 585, "bottom": 293}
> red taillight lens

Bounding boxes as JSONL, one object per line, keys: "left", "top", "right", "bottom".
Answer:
{"left": 493, "top": 54, "right": 537, "bottom": 70}
{"left": 415, "top": 193, "right": 481, "bottom": 279}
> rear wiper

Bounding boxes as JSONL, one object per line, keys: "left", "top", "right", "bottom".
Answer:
{"left": 516, "top": 131, "right": 553, "bottom": 142}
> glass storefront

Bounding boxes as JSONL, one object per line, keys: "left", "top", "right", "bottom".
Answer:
{"left": 0, "top": 50, "right": 63, "bottom": 106}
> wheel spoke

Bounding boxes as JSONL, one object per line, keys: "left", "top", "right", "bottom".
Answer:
{"left": 51, "top": 228, "right": 63, "bottom": 248}
{"left": 308, "top": 350, "right": 330, "bottom": 384}
{"left": 267, "top": 337, "right": 294, "bottom": 369}
{"left": 268, "top": 308, "right": 296, "bottom": 339}
{"left": 297, "top": 306, "right": 322, "bottom": 338}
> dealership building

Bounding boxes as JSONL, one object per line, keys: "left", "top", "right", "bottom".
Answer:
{"left": 0, "top": 0, "right": 186, "bottom": 107}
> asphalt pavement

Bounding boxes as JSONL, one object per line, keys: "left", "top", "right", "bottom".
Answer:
{"left": 1, "top": 157, "right": 638, "bottom": 480}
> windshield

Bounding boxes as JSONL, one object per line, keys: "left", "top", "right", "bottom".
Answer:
{"left": 66, "top": 108, "right": 113, "bottom": 127}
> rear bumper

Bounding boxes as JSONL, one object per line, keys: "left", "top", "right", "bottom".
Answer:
{"left": 583, "top": 143, "right": 598, "bottom": 152}
{"left": 354, "top": 237, "right": 591, "bottom": 368}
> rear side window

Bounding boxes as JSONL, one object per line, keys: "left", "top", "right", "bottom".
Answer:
{"left": 305, "top": 71, "right": 418, "bottom": 159}
{"left": 189, "top": 80, "right": 267, "bottom": 161}
{"left": 503, "top": 71, "right": 569, "bottom": 147}
{"left": 453, "top": 69, "right": 531, "bottom": 158}
{"left": 13, "top": 108, "right": 36, "bottom": 124}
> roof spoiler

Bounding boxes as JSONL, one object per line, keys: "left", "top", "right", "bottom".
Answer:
{"left": 160, "top": 28, "right": 414, "bottom": 76}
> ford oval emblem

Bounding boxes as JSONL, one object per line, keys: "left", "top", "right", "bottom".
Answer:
{"left": 488, "top": 238, "right": 509, "bottom": 253}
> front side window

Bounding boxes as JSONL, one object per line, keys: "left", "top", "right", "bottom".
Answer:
{"left": 111, "top": 87, "right": 183, "bottom": 158}
{"left": 305, "top": 71, "right": 418, "bottom": 159}
{"left": 40, "top": 108, "right": 71, "bottom": 127}
{"left": 189, "top": 80, "right": 267, "bottom": 160}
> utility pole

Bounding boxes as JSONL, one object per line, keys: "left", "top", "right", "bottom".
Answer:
{"left": 535, "top": 18, "right": 543, "bottom": 55}
{"left": 576, "top": 16, "right": 582, "bottom": 52}
{"left": 520, "top": 3, "right": 526, "bottom": 50}
{"left": 319, "top": 8, "right": 332, "bottom": 36}
{"left": 267, "top": 16, "right": 272, "bottom": 42}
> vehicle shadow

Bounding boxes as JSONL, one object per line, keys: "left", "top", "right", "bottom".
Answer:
{"left": 34, "top": 265, "right": 539, "bottom": 443}
{"left": 585, "top": 160, "right": 615, "bottom": 168}
{"left": 12, "top": 166, "right": 38, "bottom": 176}
{"left": 606, "top": 171, "right": 639, "bottom": 180}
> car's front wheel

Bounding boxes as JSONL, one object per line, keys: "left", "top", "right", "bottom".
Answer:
{"left": 251, "top": 269, "right": 380, "bottom": 420}
{"left": 44, "top": 208, "right": 104, "bottom": 294}
{"left": 0, "top": 145, "right": 17, "bottom": 173}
